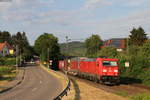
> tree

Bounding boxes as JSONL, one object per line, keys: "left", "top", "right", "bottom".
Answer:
{"left": 34, "top": 33, "right": 60, "bottom": 61}
{"left": 129, "top": 27, "right": 147, "bottom": 46}
{"left": 139, "top": 41, "right": 150, "bottom": 61}
{"left": 0, "top": 31, "right": 12, "bottom": 44}
{"left": 85, "top": 34, "right": 103, "bottom": 57}
{"left": 12, "top": 32, "right": 33, "bottom": 60}
{"left": 98, "top": 47, "right": 118, "bottom": 58}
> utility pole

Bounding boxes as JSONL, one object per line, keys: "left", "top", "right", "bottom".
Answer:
{"left": 20, "top": 50, "right": 22, "bottom": 66}
{"left": 65, "top": 36, "right": 71, "bottom": 56}
{"left": 65, "top": 36, "right": 71, "bottom": 72}
{"left": 126, "top": 38, "right": 129, "bottom": 55}
{"left": 66, "top": 36, "right": 69, "bottom": 56}
{"left": 47, "top": 48, "right": 50, "bottom": 68}
{"left": 16, "top": 45, "right": 18, "bottom": 69}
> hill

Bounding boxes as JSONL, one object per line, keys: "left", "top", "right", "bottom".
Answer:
{"left": 59, "top": 41, "right": 86, "bottom": 57}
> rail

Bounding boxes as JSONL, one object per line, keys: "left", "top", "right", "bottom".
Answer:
{"left": 54, "top": 76, "right": 71, "bottom": 100}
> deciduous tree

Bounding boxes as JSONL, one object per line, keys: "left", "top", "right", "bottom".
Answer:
{"left": 0, "top": 31, "right": 12, "bottom": 44}
{"left": 34, "top": 33, "right": 60, "bottom": 61}
{"left": 34, "top": 33, "right": 60, "bottom": 70}
{"left": 129, "top": 27, "right": 147, "bottom": 46}
{"left": 85, "top": 34, "right": 103, "bottom": 57}
{"left": 98, "top": 47, "right": 118, "bottom": 58}
{"left": 12, "top": 32, "right": 33, "bottom": 60}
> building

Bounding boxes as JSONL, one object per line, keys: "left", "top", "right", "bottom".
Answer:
{"left": 0, "top": 41, "right": 14, "bottom": 56}
{"left": 101, "top": 38, "right": 126, "bottom": 52}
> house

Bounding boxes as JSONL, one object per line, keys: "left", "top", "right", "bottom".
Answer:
{"left": 101, "top": 38, "right": 126, "bottom": 52}
{"left": 0, "top": 41, "right": 14, "bottom": 56}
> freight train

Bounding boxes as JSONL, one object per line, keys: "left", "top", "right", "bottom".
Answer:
{"left": 59, "top": 57, "right": 120, "bottom": 85}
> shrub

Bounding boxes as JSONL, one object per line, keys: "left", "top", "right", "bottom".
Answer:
{"left": 0, "top": 58, "right": 4, "bottom": 65}
{"left": 118, "top": 42, "right": 150, "bottom": 85}
{"left": 98, "top": 47, "right": 118, "bottom": 58}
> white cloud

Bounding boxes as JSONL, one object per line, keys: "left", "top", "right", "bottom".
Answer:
{"left": 0, "top": 2, "right": 12, "bottom": 12}
{"left": 84, "top": 0, "right": 112, "bottom": 9}
{"left": 83, "top": 0, "right": 149, "bottom": 9}
{"left": 0, "top": 0, "right": 55, "bottom": 21}
{"left": 0, "top": 0, "right": 150, "bottom": 44}
{"left": 93, "top": 10, "right": 150, "bottom": 39}
{"left": 123, "top": 0, "right": 148, "bottom": 6}
{"left": 53, "top": 10, "right": 150, "bottom": 40}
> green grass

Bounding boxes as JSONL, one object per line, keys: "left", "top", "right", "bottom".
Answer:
{"left": 0, "top": 66, "right": 15, "bottom": 74}
{"left": 0, "top": 57, "right": 16, "bottom": 66}
{"left": 116, "top": 90, "right": 150, "bottom": 100}
{"left": 130, "top": 93, "right": 150, "bottom": 100}
{"left": 0, "top": 66, "right": 16, "bottom": 81}
{"left": 116, "top": 90, "right": 129, "bottom": 97}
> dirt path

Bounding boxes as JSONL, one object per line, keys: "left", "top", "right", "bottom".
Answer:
{"left": 63, "top": 77, "right": 129, "bottom": 100}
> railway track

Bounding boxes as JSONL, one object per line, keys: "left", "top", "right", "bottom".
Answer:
{"left": 68, "top": 75, "right": 150, "bottom": 96}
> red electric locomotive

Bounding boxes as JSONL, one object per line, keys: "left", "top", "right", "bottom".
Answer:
{"left": 59, "top": 57, "right": 120, "bottom": 84}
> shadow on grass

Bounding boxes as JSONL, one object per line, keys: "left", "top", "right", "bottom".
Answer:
{"left": 0, "top": 76, "right": 14, "bottom": 81}
{"left": 120, "top": 77, "right": 142, "bottom": 85}
{"left": 70, "top": 78, "right": 81, "bottom": 100}
{"left": 0, "top": 72, "right": 16, "bottom": 81}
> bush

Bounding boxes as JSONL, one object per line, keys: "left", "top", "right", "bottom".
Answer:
{"left": 98, "top": 47, "right": 118, "bottom": 58}
{"left": 137, "top": 70, "right": 150, "bottom": 85}
{"left": 118, "top": 42, "right": 150, "bottom": 85}
{"left": 0, "top": 58, "right": 4, "bottom": 65}
{"left": 117, "top": 56, "right": 130, "bottom": 77}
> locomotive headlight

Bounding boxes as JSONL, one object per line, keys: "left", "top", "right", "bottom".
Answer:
{"left": 103, "top": 69, "right": 107, "bottom": 72}
{"left": 114, "top": 70, "right": 118, "bottom": 72}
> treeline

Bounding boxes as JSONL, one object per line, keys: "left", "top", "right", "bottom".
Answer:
{"left": 0, "top": 31, "right": 34, "bottom": 60}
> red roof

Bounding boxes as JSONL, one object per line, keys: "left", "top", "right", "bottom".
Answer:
{"left": 101, "top": 38, "right": 126, "bottom": 49}
{"left": 0, "top": 41, "right": 12, "bottom": 51}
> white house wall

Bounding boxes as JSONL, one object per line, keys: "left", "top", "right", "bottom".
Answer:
{"left": 1, "top": 46, "right": 10, "bottom": 56}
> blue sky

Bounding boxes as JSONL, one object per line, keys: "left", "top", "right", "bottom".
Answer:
{"left": 0, "top": 0, "right": 150, "bottom": 45}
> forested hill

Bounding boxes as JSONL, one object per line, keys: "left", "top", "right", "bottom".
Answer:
{"left": 59, "top": 41, "right": 86, "bottom": 57}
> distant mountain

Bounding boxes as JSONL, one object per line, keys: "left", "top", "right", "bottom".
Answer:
{"left": 59, "top": 41, "right": 86, "bottom": 57}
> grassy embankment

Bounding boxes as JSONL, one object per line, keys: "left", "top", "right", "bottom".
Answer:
{"left": 116, "top": 90, "right": 150, "bottom": 100}
{"left": 131, "top": 93, "right": 150, "bottom": 100}
{"left": 0, "top": 57, "right": 17, "bottom": 86}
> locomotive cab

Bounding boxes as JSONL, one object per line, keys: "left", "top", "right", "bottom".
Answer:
{"left": 96, "top": 58, "right": 120, "bottom": 84}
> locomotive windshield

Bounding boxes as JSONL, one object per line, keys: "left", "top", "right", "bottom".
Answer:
{"left": 103, "top": 61, "right": 117, "bottom": 66}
